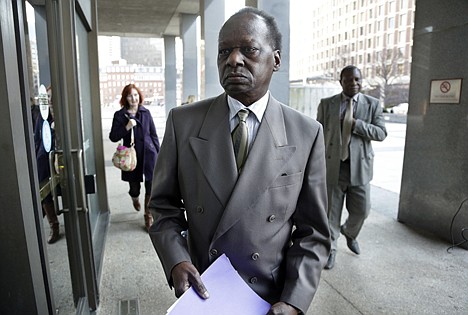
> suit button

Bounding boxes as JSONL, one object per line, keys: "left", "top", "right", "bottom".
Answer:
{"left": 249, "top": 277, "right": 258, "bottom": 284}
{"left": 251, "top": 253, "right": 260, "bottom": 260}
{"left": 267, "top": 215, "right": 276, "bottom": 222}
{"left": 210, "top": 249, "right": 218, "bottom": 256}
{"left": 196, "top": 206, "right": 204, "bottom": 214}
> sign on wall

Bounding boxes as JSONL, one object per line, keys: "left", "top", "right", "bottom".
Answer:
{"left": 430, "top": 79, "right": 462, "bottom": 104}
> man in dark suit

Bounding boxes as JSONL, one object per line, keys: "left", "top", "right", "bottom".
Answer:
{"left": 317, "top": 65, "right": 387, "bottom": 270}
{"left": 149, "top": 7, "right": 330, "bottom": 315}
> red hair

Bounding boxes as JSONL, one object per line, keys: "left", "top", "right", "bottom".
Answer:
{"left": 119, "top": 84, "right": 144, "bottom": 108}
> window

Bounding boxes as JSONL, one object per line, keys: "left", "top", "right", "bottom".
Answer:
{"left": 398, "top": 63, "right": 404, "bottom": 74}
{"left": 389, "top": 17, "right": 395, "bottom": 29}
{"left": 400, "top": 14, "right": 407, "bottom": 26}
{"left": 399, "top": 31, "right": 406, "bottom": 44}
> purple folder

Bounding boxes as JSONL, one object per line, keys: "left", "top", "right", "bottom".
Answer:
{"left": 167, "top": 254, "right": 271, "bottom": 314}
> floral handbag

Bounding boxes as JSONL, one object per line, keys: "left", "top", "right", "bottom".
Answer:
{"left": 112, "top": 127, "right": 137, "bottom": 172}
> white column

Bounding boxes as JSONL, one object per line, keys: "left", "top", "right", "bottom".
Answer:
{"left": 258, "top": 0, "right": 290, "bottom": 104}
{"left": 164, "top": 35, "right": 177, "bottom": 115}
{"left": 203, "top": 0, "right": 226, "bottom": 98}
{"left": 181, "top": 14, "right": 199, "bottom": 102}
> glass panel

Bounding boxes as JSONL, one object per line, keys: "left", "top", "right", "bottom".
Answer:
{"left": 25, "top": 1, "right": 75, "bottom": 313}
{"left": 75, "top": 12, "right": 100, "bottom": 234}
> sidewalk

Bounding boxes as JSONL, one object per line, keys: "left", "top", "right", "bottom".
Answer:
{"left": 97, "top": 108, "right": 468, "bottom": 315}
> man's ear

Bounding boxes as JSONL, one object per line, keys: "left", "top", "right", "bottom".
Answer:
{"left": 273, "top": 50, "right": 281, "bottom": 72}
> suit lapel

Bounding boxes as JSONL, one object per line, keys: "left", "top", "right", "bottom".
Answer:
{"left": 212, "top": 96, "right": 296, "bottom": 242}
{"left": 189, "top": 94, "right": 238, "bottom": 207}
{"left": 355, "top": 94, "right": 367, "bottom": 119}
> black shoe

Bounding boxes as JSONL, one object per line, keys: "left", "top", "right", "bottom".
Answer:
{"left": 341, "top": 226, "right": 360, "bottom": 255}
{"left": 324, "top": 250, "right": 336, "bottom": 269}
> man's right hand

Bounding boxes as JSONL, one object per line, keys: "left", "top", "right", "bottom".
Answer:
{"left": 171, "top": 261, "right": 210, "bottom": 299}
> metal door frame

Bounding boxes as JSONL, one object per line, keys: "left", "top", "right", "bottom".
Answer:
{"left": 45, "top": 0, "right": 109, "bottom": 312}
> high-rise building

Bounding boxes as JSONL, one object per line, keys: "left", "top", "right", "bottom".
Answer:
{"left": 120, "top": 37, "right": 163, "bottom": 67}
{"left": 98, "top": 36, "right": 122, "bottom": 67}
{"left": 291, "top": 0, "right": 415, "bottom": 91}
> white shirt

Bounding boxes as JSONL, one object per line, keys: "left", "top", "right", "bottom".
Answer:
{"left": 228, "top": 91, "right": 269, "bottom": 151}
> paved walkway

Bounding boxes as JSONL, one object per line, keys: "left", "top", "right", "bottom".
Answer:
{"left": 95, "top": 107, "right": 468, "bottom": 315}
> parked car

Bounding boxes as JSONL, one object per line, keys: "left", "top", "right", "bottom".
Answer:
{"left": 391, "top": 102, "right": 408, "bottom": 115}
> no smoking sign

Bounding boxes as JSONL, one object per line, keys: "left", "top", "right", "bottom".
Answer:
{"left": 430, "top": 79, "right": 462, "bottom": 104}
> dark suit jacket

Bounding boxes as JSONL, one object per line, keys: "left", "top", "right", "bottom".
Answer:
{"left": 149, "top": 93, "right": 330, "bottom": 312}
{"left": 317, "top": 93, "right": 387, "bottom": 186}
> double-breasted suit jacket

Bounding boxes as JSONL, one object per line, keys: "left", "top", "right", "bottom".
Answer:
{"left": 149, "top": 93, "right": 331, "bottom": 312}
{"left": 317, "top": 93, "right": 387, "bottom": 186}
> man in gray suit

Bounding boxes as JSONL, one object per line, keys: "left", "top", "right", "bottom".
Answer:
{"left": 317, "top": 65, "right": 387, "bottom": 270}
{"left": 149, "top": 7, "right": 330, "bottom": 315}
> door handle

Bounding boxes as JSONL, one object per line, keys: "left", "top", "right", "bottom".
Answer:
{"left": 50, "top": 149, "right": 89, "bottom": 213}
{"left": 72, "top": 149, "right": 88, "bottom": 213}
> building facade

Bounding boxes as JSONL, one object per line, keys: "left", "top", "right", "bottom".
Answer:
{"left": 290, "top": 0, "right": 415, "bottom": 107}
{"left": 99, "top": 61, "right": 165, "bottom": 106}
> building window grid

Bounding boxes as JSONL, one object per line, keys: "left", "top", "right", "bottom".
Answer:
{"left": 297, "top": 1, "right": 414, "bottom": 79}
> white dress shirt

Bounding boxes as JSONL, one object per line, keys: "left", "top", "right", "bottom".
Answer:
{"left": 228, "top": 91, "right": 269, "bottom": 151}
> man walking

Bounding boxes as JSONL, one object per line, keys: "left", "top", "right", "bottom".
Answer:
{"left": 149, "top": 7, "right": 330, "bottom": 315}
{"left": 317, "top": 65, "right": 387, "bottom": 269}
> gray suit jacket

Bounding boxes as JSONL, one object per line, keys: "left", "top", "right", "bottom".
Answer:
{"left": 317, "top": 93, "right": 387, "bottom": 186}
{"left": 149, "top": 93, "right": 330, "bottom": 312}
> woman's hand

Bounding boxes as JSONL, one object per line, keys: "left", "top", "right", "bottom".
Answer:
{"left": 126, "top": 119, "right": 137, "bottom": 130}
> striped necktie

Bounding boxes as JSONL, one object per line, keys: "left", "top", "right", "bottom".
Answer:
{"left": 232, "top": 109, "right": 250, "bottom": 172}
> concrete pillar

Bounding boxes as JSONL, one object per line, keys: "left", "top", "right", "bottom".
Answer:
{"left": 258, "top": 0, "right": 290, "bottom": 105}
{"left": 181, "top": 14, "right": 199, "bottom": 102}
{"left": 203, "top": 0, "right": 226, "bottom": 98}
{"left": 398, "top": 0, "right": 468, "bottom": 249}
{"left": 164, "top": 35, "right": 177, "bottom": 115}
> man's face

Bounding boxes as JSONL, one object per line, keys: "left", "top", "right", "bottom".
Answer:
{"left": 340, "top": 68, "right": 362, "bottom": 97}
{"left": 217, "top": 13, "right": 281, "bottom": 105}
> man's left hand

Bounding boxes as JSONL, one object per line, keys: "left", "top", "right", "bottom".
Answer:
{"left": 266, "top": 302, "right": 300, "bottom": 315}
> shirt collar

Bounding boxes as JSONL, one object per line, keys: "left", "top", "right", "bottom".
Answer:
{"left": 342, "top": 92, "right": 360, "bottom": 103}
{"left": 228, "top": 91, "right": 269, "bottom": 123}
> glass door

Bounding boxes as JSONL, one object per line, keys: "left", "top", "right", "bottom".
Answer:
{"left": 22, "top": 0, "right": 109, "bottom": 313}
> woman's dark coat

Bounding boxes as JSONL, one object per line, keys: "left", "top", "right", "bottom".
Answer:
{"left": 109, "top": 106, "right": 160, "bottom": 182}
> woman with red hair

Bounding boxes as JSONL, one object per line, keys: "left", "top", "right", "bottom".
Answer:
{"left": 109, "top": 84, "right": 160, "bottom": 231}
